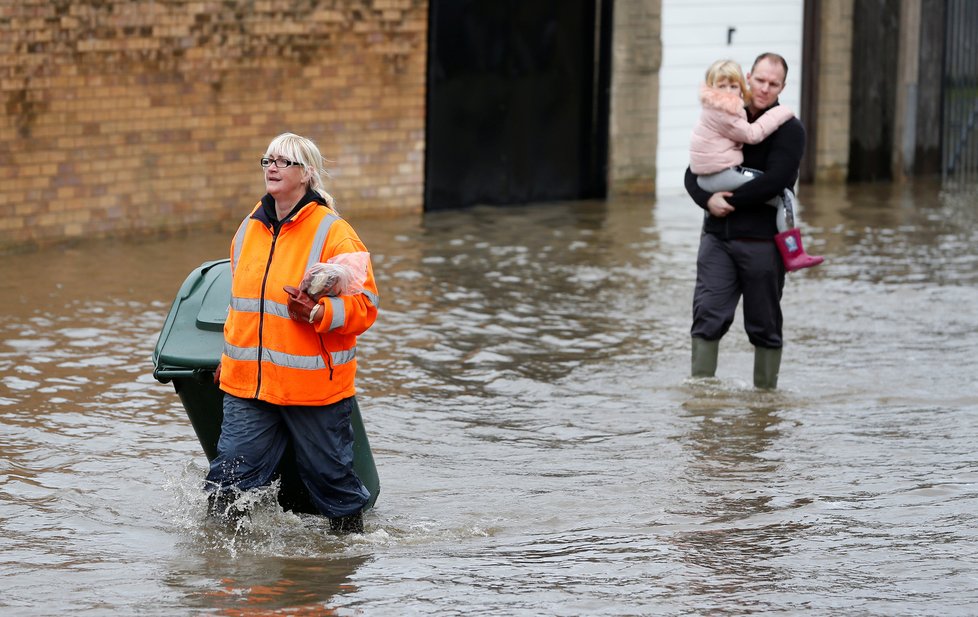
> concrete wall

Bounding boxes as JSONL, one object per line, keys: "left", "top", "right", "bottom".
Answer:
{"left": 0, "top": 0, "right": 427, "bottom": 251}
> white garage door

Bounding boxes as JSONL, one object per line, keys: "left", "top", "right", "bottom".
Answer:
{"left": 657, "top": 0, "right": 804, "bottom": 197}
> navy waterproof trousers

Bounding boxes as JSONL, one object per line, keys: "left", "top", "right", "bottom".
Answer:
{"left": 205, "top": 394, "right": 369, "bottom": 518}
{"left": 691, "top": 233, "right": 785, "bottom": 348}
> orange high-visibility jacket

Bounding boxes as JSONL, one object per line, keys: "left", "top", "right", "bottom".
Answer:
{"left": 219, "top": 192, "right": 379, "bottom": 406}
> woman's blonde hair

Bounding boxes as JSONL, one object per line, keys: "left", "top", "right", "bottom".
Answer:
{"left": 264, "top": 132, "right": 336, "bottom": 211}
{"left": 704, "top": 59, "right": 751, "bottom": 105}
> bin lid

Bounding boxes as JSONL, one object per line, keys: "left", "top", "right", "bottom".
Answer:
{"left": 153, "top": 259, "right": 231, "bottom": 372}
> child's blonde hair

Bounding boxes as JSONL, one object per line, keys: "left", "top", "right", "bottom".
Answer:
{"left": 704, "top": 59, "right": 751, "bottom": 106}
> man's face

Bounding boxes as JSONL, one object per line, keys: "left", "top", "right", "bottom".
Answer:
{"left": 746, "top": 58, "right": 786, "bottom": 113}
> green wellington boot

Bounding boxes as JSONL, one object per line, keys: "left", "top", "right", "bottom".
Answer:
{"left": 753, "top": 346, "right": 783, "bottom": 389}
{"left": 691, "top": 337, "right": 720, "bottom": 378}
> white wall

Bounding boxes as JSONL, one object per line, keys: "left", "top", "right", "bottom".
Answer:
{"left": 656, "top": 0, "right": 804, "bottom": 196}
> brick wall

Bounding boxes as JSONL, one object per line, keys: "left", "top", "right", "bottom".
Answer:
{"left": 814, "top": 0, "right": 853, "bottom": 182}
{"left": 0, "top": 0, "right": 427, "bottom": 251}
{"left": 608, "top": 0, "right": 660, "bottom": 195}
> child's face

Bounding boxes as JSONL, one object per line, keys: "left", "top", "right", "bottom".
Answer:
{"left": 713, "top": 77, "right": 742, "bottom": 97}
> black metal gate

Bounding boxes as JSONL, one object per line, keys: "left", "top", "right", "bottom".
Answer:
{"left": 943, "top": 0, "right": 978, "bottom": 182}
{"left": 424, "top": 0, "right": 611, "bottom": 211}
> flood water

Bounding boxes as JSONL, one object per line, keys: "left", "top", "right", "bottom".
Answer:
{"left": 2, "top": 179, "right": 977, "bottom": 616}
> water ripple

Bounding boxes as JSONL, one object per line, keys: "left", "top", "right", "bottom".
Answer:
{"left": 1, "top": 186, "right": 978, "bottom": 614}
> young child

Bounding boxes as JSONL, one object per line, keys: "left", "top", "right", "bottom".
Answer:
{"left": 689, "top": 59, "right": 823, "bottom": 271}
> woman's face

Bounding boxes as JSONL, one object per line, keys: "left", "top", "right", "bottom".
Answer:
{"left": 264, "top": 153, "right": 307, "bottom": 200}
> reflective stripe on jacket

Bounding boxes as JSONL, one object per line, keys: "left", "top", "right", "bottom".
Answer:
{"left": 219, "top": 193, "right": 379, "bottom": 406}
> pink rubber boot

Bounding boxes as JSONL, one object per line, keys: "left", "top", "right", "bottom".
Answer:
{"left": 775, "top": 228, "right": 824, "bottom": 272}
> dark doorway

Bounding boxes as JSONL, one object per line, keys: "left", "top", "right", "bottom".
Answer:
{"left": 848, "top": 0, "right": 900, "bottom": 182}
{"left": 942, "top": 0, "right": 978, "bottom": 182}
{"left": 424, "top": 0, "right": 611, "bottom": 211}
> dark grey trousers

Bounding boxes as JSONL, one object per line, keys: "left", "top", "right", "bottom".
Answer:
{"left": 691, "top": 232, "right": 785, "bottom": 348}
{"left": 205, "top": 394, "right": 369, "bottom": 518}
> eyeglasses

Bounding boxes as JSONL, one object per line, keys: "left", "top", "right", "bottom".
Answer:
{"left": 260, "top": 157, "right": 302, "bottom": 169}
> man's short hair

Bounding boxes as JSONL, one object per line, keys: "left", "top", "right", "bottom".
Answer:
{"left": 751, "top": 52, "right": 789, "bottom": 80}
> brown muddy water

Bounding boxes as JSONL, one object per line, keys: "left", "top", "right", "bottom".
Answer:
{"left": 1, "top": 179, "right": 977, "bottom": 616}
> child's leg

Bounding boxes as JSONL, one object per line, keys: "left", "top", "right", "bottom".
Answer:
{"left": 775, "top": 203, "right": 788, "bottom": 232}
{"left": 773, "top": 189, "right": 824, "bottom": 272}
{"left": 696, "top": 170, "right": 805, "bottom": 243}
{"left": 696, "top": 167, "right": 756, "bottom": 193}
{"left": 698, "top": 168, "right": 788, "bottom": 227}
{"left": 779, "top": 189, "right": 796, "bottom": 230}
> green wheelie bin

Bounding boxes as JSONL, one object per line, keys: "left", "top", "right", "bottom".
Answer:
{"left": 152, "top": 259, "right": 380, "bottom": 513}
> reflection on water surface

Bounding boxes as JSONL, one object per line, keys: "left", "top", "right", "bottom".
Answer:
{"left": 1, "top": 179, "right": 977, "bottom": 615}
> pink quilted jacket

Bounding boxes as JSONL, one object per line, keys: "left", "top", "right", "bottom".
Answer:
{"left": 689, "top": 85, "right": 794, "bottom": 175}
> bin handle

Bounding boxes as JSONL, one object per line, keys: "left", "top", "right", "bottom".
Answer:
{"left": 153, "top": 367, "right": 216, "bottom": 384}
